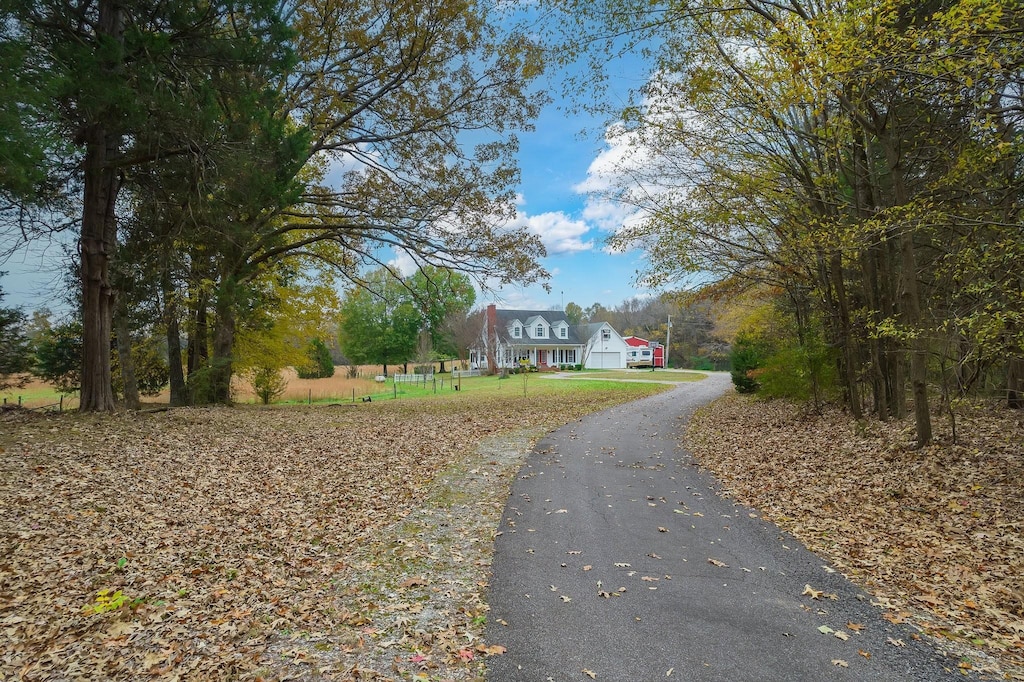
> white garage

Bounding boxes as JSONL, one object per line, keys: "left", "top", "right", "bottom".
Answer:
{"left": 586, "top": 351, "right": 624, "bottom": 370}
{"left": 582, "top": 322, "right": 631, "bottom": 370}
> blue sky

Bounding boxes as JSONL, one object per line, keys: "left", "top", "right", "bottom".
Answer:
{"left": 470, "top": 8, "right": 661, "bottom": 313}
{"left": 482, "top": 98, "right": 648, "bottom": 312}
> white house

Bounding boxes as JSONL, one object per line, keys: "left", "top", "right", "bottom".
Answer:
{"left": 469, "top": 305, "right": 631, "bottom": 370}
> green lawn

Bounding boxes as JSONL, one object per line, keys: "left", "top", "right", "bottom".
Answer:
{"left": 6, "top": 369, "right": 699, "bottom": 409}
{"left": 0, "top": 384, "right": 76, "bottom": 410}
{"left": 276, "top": 371, "right": 680, "bottom": 405}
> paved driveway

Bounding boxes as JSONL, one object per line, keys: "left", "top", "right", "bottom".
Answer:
{"left": 485, "top": 374, "right": 966, "bottom": 681}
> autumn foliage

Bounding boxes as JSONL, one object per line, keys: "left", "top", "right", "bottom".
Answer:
{"left": 0, "top": 381, "right": 665, "bottom": 679}
{"left": 688, "top": 395, "right": 1024, "bottom": 677}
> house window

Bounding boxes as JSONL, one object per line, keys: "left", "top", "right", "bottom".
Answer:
{"left": 536, "top": 324, "right": 544, "bottom": 337}
{"left": 601, "top": 329, "right": 611, "bottom": 341}
{"left": 559, "top": 327, "right": 567, "bottom": 338}
{"left": 513, "top": 325, "right": 521, "bottom": 338}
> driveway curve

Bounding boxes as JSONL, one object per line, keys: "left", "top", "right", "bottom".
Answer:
{"left": 485, "top": 373, "right": 967, "bottom": 681}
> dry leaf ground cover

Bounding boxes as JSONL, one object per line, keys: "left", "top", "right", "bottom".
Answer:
{"left": 0, "top": 379, "right": 669, "bottom": 681}
{"left": 686, "top": 394, "right": 1024, "bottom": 679}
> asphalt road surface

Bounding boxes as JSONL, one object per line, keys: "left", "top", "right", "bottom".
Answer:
{"left": 485, "top": 373, "right": 969, "bottom": 681}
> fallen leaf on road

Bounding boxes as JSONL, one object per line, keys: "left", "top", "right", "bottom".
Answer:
{"left": 832, "top": 659, "right": 849, "bottom": 668}
{"left": 583, "top": 669, "right": 597, "bottom": 679}
{"left": 708, "top": 558, "right": 728, "bottom": 567}
{"left": 802, "top": 584, "right": 823, "bottom": 600}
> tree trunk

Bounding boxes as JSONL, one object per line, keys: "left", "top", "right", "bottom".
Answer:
{"left": 862, "top": 245, "right": 889, "bottom": 420}
{"left": 164, "top": 279, "right": 187, "bottom": 406}
{"left": 884, "top": 237, "right": 906, "bottom": 418}
{"left": 885, "top": 137, "right": 932, "bottom": 446}
{"left": 77, "top": 0, "right": 124, "bottom": 413}
{"left": 210, "top": 293, "right": 235, "bottom": 404}
{"left": 830, "top": 252, "right": 862, "bottom": 419}
{"left": 187, "top": 289, "right": 209, "bottom": 376}
{"left": 114, "top": 302, "right": 140, "bottom": 410}
{"left": 79, "top": 127, "right": 120, "bottom": 412}
{"left": 853, "top": 135, "right": 887, "bottom": 420}
{"left": 1009, "top": 357, "right": 1024, "bottom": 409}
{"left": 167, "top": 314, "right": 187, "bottom": 406}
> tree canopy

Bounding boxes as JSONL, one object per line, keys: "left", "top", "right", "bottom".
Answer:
{"left": 2, "top": 0, "right": 548, "bottom": 409}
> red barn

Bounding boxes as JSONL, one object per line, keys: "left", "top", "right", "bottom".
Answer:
{"left": 623, "top": 336, "right": 665, "bottom": 368}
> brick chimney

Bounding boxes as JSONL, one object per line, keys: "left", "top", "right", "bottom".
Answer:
{"left": 485, "top": 304, "right": 498, "bottom": 372}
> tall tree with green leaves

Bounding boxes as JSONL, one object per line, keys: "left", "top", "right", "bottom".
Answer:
{"left": 1, "top": 0, "right": 295, "bottom": 411}
{"left": 337, "top": 268, "right": 421, "bottom": 376}
{"left": 407, "top": 266, "right": 476, "bottom": 371}
{"left": 0, "top": 279, "right": 32, "bottom": 391}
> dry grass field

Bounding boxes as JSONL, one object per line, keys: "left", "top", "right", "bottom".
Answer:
{"left": 1, "top": 365, "right": 458, "bottom": 410}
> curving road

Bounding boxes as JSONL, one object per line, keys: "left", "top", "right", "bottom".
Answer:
{"left": 485, "top": 373, "right": 968, "bottom": 681}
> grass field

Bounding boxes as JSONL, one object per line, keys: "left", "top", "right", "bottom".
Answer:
{"left": 2, "top": 367, "right": 710, "bottom": 410}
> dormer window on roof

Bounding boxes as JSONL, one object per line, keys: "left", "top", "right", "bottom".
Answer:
{"left": 512, "top": 324, "right": 521, "bottom": 338}
{"left": 559, "top": 326, "right": 567, "bottom": 338}
{"left": 536, "top": 324, "right": 545, "bottom": 338}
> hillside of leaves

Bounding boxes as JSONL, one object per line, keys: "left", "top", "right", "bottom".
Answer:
{"left": 686, "top": 395, "right": 1024, "bottom": 679}
{"left": 0, "top": 381, "right": 666, "bottom": 681}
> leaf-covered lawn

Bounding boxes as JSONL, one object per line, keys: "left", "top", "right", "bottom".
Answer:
{"left": 0, "top": 381, "right": 668, "bottom": 681}
{"left": 687, "top": 394, "right": 1024, "bottom": 679}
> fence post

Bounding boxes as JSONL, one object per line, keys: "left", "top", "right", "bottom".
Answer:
{"left": 59, "top": 395, "right": 63, "bottom": 412}
{"left": 352, "top": 388, "right": 355, "bottom": 403}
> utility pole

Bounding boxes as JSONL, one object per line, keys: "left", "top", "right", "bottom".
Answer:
{"left": 665, "top": 315, "right": 672, "bottom": 369}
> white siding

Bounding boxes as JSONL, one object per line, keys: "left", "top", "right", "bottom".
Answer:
{"left": 586, "top": 351, "right": 624, "bottom": 369}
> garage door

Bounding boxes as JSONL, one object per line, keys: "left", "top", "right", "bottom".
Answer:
{"left": 586, "top": 352, "right": 623, "bottom": 369}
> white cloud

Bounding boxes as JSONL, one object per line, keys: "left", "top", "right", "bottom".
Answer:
{"left": 505, "top": 208, "right": 594, "bottom": 255}
{"left": 526, "top": 211, "right": 594, "bottom": 254}
{"left": 387, "top": 249, "right": 419, "bottom": 277}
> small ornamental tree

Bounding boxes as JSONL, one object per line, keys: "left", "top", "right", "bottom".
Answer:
{"left": 729, "top": 332, "right": 767, "bottom": 394}
{"left": 32, "top": 320, "right": 83, "bottom": 394}
{"left": 297, "top": 338, "right": 334, "bottom": 379}
{"left": 248, "top": 365, "right": 288, "bottom": 405}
